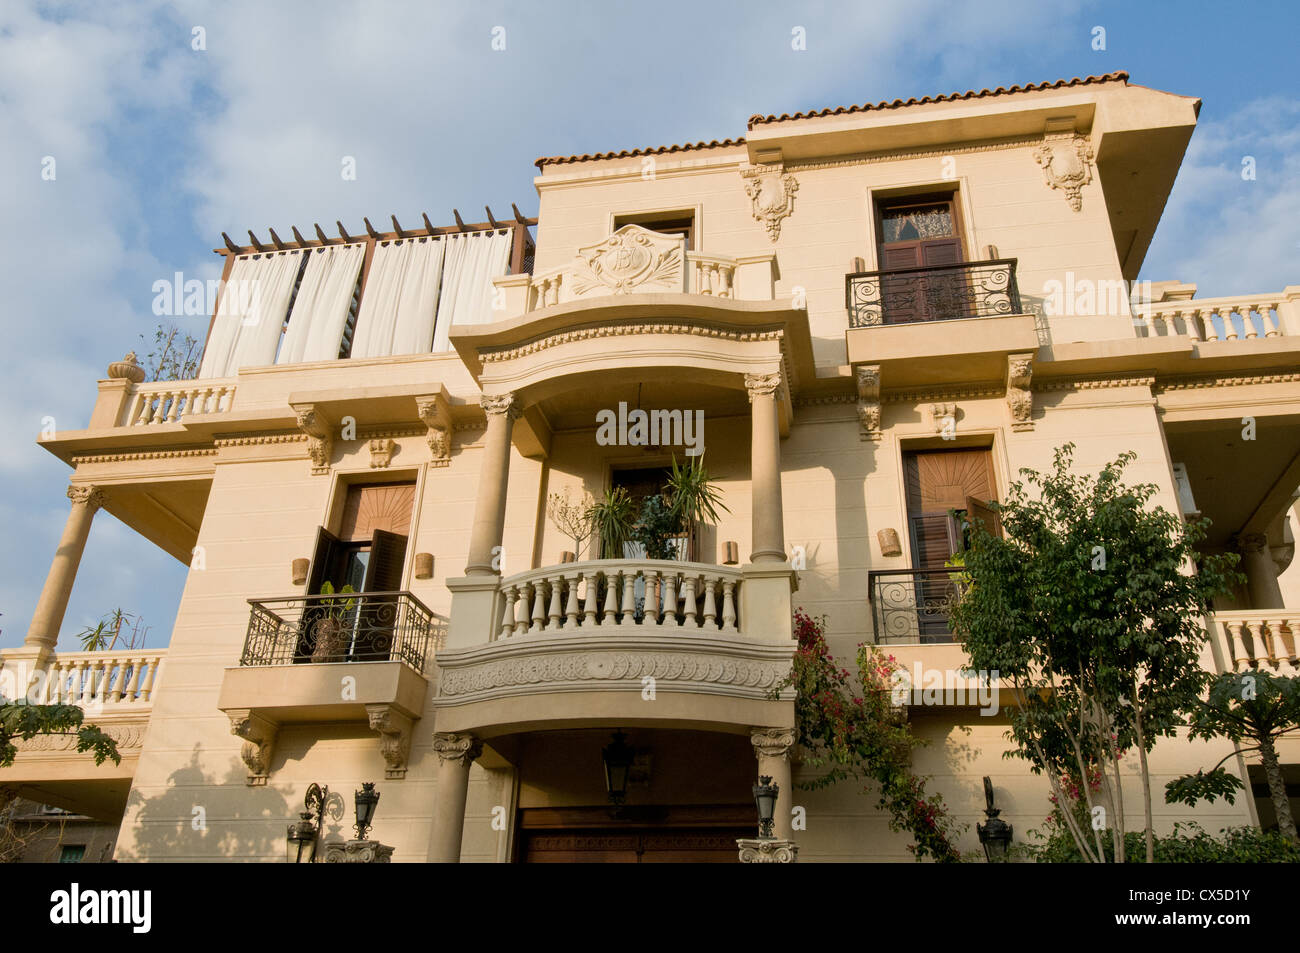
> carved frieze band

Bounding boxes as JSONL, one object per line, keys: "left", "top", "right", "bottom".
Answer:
{"left": 432, "top": 732, "right": 483, "bottom": 768}
{"left": 479, "top": 322, "right": 785, "bottom": 366}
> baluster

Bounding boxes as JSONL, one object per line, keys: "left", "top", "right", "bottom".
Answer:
{"left": 721, "top": 580, "right": 737, "bottom": 632}
{"left": 1224, "top": 308, "right": 1240, "bottom": 341}
{"left": 564, "top": 573, "right": 581, "bottom": 628}
{"left": 109, "top": 657, "right": 127, "bottom": 703}
{"left": 718, "top": 265, "right": 733, "bottom": 298}
{"left": 530, "top": 581, "right": 547, "bottom": 634}
{"left": 644, "top": 570, "right": 660, "bottom": 625}
{"left": 601, "top": 571, "right": 619, "bottom": 626}
{"left": 1280, "top": 618, "right": 1298, "bottom": 664}
{"left": 1224, "top": 621, "right": 1242, "bottom": 669}
{"left": 581, "top": 573, "right": 599, "bottom": 627}
{"left": 125, "top": 657, "right": 145, "bottom": 701}
{"left": 136, "top": 392, "right": 154, "bottom": 425}
{"left": 1244, "top": 621, "right": 1265, "bottom": 666}
{"left": 1183, "top": 308, "right": 1202, "bottom": 341}
{"left": 1264, "top": 303, "right": 1281, "bottom": 338}
{"left": 681, "top": 574, "right": 698, "bottom": 628}
{"left": 149, "top": 391, "right": 167, "bottom": 424}
{"left": 1243, "top": 306, "right": 1260, "bottom": 340}
{"left": 1203, "top": 308, "right": 1221, "bottom": 342}
{"left": 140, "top": 657, "right": 160, "bottom": 702}
{"left": 662, "top": 572, "right": 680, "bottom": 628}
{"left": 513, "top": 584, "right": 531, "bottom": 637}
{"left": 73, "top": 660, "right": 90, "bottom": 706}
{"left": 620, "top": 570, "right": 638, "bottom": 626}
{"left": 702, "top": 578, "right": 718, "bottom": 628}
{"left": 1260, "top": 620, "right": 1279, "bottom": 667}
{"left": 162, "top": 390, "right": 180, "bottom": 422}
{"left": 698, "top": 262, "right": 712, "bottom": 295}
{"left": 547, "top": 576, "right": 564, "bottom": 631}
{"left": 499, "top": 585, "right": 518, "bottom": 639}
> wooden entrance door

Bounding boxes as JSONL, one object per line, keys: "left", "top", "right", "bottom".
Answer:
{"left": 877, "top": 196, "right": 965, "bottom": 324}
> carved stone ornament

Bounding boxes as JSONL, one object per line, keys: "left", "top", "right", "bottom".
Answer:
{"left": 929, "top": 402, "right": 958, "bottom": 435}
{"left": 368, "top": 437, "right": 396, "bottom": 469}
{"left": 1006, "top": 352, "right": 1035, "bottom": 432}
{"left": 742, "top": 165, "right": 799, "bottom": 242}
{"left": 432, "top": 732, "right": 483, "bottom": 768}
{"left": 323, "top": 839, "right": 394, "bottom": 864}
{"left": 480, "top": 393, "right": 521, "bottom": 420}
{"left": 569, "top": 225, "right": 685, "bottom": 297}
{"left": 744, "top": 371, "right": 783, "bottom": 402}
{"left": 750, "top": 726, "right": 796, "bottom": 761}
{"left": 228, "top": 710, "right": 277, "bottom": 786}
{"left": 416, "top": 393, "right": 453, "bottom": 466}
{"left": 855, "top": 364, "right": 882, "bottom": 442}
{"left": 737, "top": 837, "right": 799, "bottom": 863}
{"left": 366, "top": 704, "right": 414, "bottom": 779}
{"left": 107, "top": 352, "right": 146, "bottom": 383}
{"left": 1033, "top": 134, "right": 1094, "bottom": 211}
{"left": 66, "top": 484, "right": 106, "bottom": 510}
{"left": 292, "top": 404, "right": 332, "bottom": 475}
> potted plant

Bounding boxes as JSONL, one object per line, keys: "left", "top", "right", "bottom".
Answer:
{"left": 310, "top": 580, "right": 358, "bottom": 663}
{"left": 586, "top": 486, "right": 636, "bottom": 559}
{"left": 665, "top": 455, "right": 729, "bottom": 561}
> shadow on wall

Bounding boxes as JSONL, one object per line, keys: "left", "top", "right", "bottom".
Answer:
{"left": 115, "top": 745, "right": 292, "bottom": 862}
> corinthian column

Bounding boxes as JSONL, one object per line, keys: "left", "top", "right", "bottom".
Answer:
{"left": 25, "top": 485, "right": 106, "bottom": 652}
{"left": 465, "top": 394, "right": 520, "bottom": 575}
{"left": 746, "top": 372, "right": 786, "bottom": 563}
{"left": 428, "top": 732, "right": 483, "bottom": 863}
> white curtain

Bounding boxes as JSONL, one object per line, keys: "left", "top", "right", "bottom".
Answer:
{"left": 350, "top": 237, "right": 445, "bottom": 359}
{"left": 430, "top": 229, "right": 513, "bottom": 352}
{"left": 199, "top": 250, "right": 304, "bottom": 377}
{"left": 277, "top": 243, "right": 366, "bottom": 364}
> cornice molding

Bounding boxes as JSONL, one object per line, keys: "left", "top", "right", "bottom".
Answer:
{"left": 479, "top": 320, "right": 785, "bottom": 365}
{"left": 1154, "top": 371, "right": 1300, "bottom": 392}
{"left": 70, "top": 447, "right": 218, "bottom": 464}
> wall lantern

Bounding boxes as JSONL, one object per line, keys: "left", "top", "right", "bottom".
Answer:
{"left": 752, "top": 775, "right": 779, "bottom": 839}
{"left": 722, "top": 541, "right": 739, "bottom": 565}
{"left": 602, "top": 730, "right": 635, "bottom": 806}
{"left": 976, "top": 776, "right": 1013, "bottom": 862}
{"left": 286, "top": 782, "right": 328, "bottom": 863}
{"left": 353, "top": 782, "right": 381, "bottom": 841}
{"left": 414, "top": 552, "right": 434, "bottom": 579}
{"left": 291, "top": 557, "right": 310, "bottom": 586}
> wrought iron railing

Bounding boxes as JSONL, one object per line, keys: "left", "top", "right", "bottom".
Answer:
{"left": 239, "top": 592, "right": 437, "bottom": 671}
{"left": 868, "top": 568, "right": 968, "bottom": 644}
{"left": 846, "top": 259, "right": 1022, "bottom": 328}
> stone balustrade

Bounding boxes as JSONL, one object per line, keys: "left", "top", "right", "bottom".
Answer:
{"left": 1216, "top": 612, "right": 1298, "bottom": 673}
{"left": 494, "top": 559, "right": 742, "bottom": 640}
{"left": 687, "top": 253, "right": 736, "bottom": 298}
{"left": 15, "top": 650, "right": 166, "bottom": 709}
{"left": 121, "top": 379, "right": 236, "bottom": 426}
{"left": 1134, "top": 294, "right": 1285, "bottom": 341}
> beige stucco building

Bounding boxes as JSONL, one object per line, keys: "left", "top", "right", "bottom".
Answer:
{"left": 3, "top": 71, "right": 1298, "bottom": 862}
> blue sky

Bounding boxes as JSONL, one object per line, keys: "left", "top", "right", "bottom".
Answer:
{"left": 1, "top": 0, "right": 1297, "bottom": 650}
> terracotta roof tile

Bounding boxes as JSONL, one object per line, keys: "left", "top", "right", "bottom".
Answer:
{"left": 535, "top": 138, "right": 746, "bottom": 170}
{"left": 746, "top": 71, "right": 1129, "bottom": 128}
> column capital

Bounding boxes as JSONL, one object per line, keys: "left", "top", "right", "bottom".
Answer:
{"left": 433, "top": 732, "right": 483, "bottom": 767}
{"left": 66, "top": 484, "right": 106, "bottom": 510}
{"left": 481, "top": 393, "right": 521, "bottom": 420}
{"left": 1237, "top": 532, "right": 1270, "bottom": 554}
{"left": 750, "top": 726, "right": 795, "bottom": 760}
{"left": 744, "top": 371, "right": 782, "bottom": 402}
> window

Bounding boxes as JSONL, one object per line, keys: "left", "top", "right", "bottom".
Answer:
{"left": 58, "top": 845, "right": 86, "bottom": 863}
{"left": 611, "top": 466, "right": 691, "bottom": 560}
{"left": 612, "top": 210, "right": 696, "bottom": 250}
{"left": 875, "top": 193, "right": 966, "bottom": 324}
{"left": 903, "top": 447, "right": 998, "bottom": 569}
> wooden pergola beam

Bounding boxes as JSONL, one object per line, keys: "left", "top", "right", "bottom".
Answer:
{"left": 214, "top": 209, "right": 538, "bottom": 255}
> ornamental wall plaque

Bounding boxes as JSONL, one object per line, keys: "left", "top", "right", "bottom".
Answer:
{"left": 569, "top": 224, "right": 685, "bottom": 297}
{"left": 741, "top": 165, "right": 799, "bottom": 242}
{"left": 1033, "top": 134, "right": 1094, "bottom": 212}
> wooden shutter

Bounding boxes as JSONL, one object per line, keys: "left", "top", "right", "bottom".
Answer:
{"left": 306, "top": 526, "right": 342, "bottom": 594}
{"left": 910, "top": 514, "right": 959, "bottom": 569}
{"left": 355, "top": 530, "right": 409, "bottom": 662}
{"left": 965, "top": 496, "right": 1003, "bottom": 539}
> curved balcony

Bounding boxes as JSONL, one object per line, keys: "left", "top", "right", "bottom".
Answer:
{"left": 435, "top": 559, "right": 795, "bottom": 737}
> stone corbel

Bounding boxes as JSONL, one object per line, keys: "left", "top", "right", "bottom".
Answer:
{"left": 1007, "top": 352, "right": 1034, "bottom": 431}
{"left": 291, "top": 403, "right": 333, "bottom": 475}
{"left": 855, "top": 364, "right": 881, "bottom": 442}
{"left": 416, "top": 393, "right": 453, "bottom": 468}
{"left": 228, "top": 710, "right": 278, "bottom": 786}
{"left": 366, "top": 704, "right": 415, "bottom": 780}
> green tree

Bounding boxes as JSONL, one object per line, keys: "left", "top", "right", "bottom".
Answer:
{"left": 949, "top": 443, "right": 1240, "bottom": 863}
{"left": 140, "top": 322, "right": 201, "bottom": 382}
{"left": 1166, "top": 670, "right": 1299, "bottom": 846}
{"left": 1, "top": 703, "right": 120, "bottom": 770}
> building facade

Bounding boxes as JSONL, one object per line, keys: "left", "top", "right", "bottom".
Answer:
{"left": 3, "top": 71, "right": 1298, "bottom": 862}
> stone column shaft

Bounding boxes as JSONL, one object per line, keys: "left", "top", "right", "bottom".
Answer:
{"left": 428, "top": 733, "right": 482, "bottom": 863}
{"left": 751, "top": 727, "right": 795, "bottom": 840}
{"left": 1239, "top": 533, "right": 1284, "bottom": 610}
{"left": 465, "top": 395, "right": 518, "bottom": 575}
{"left": 747, "top": 373, "right": 785, "bottom": 564}
{"left": 26, "top": 486, "right": 104, "bottom": 651}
